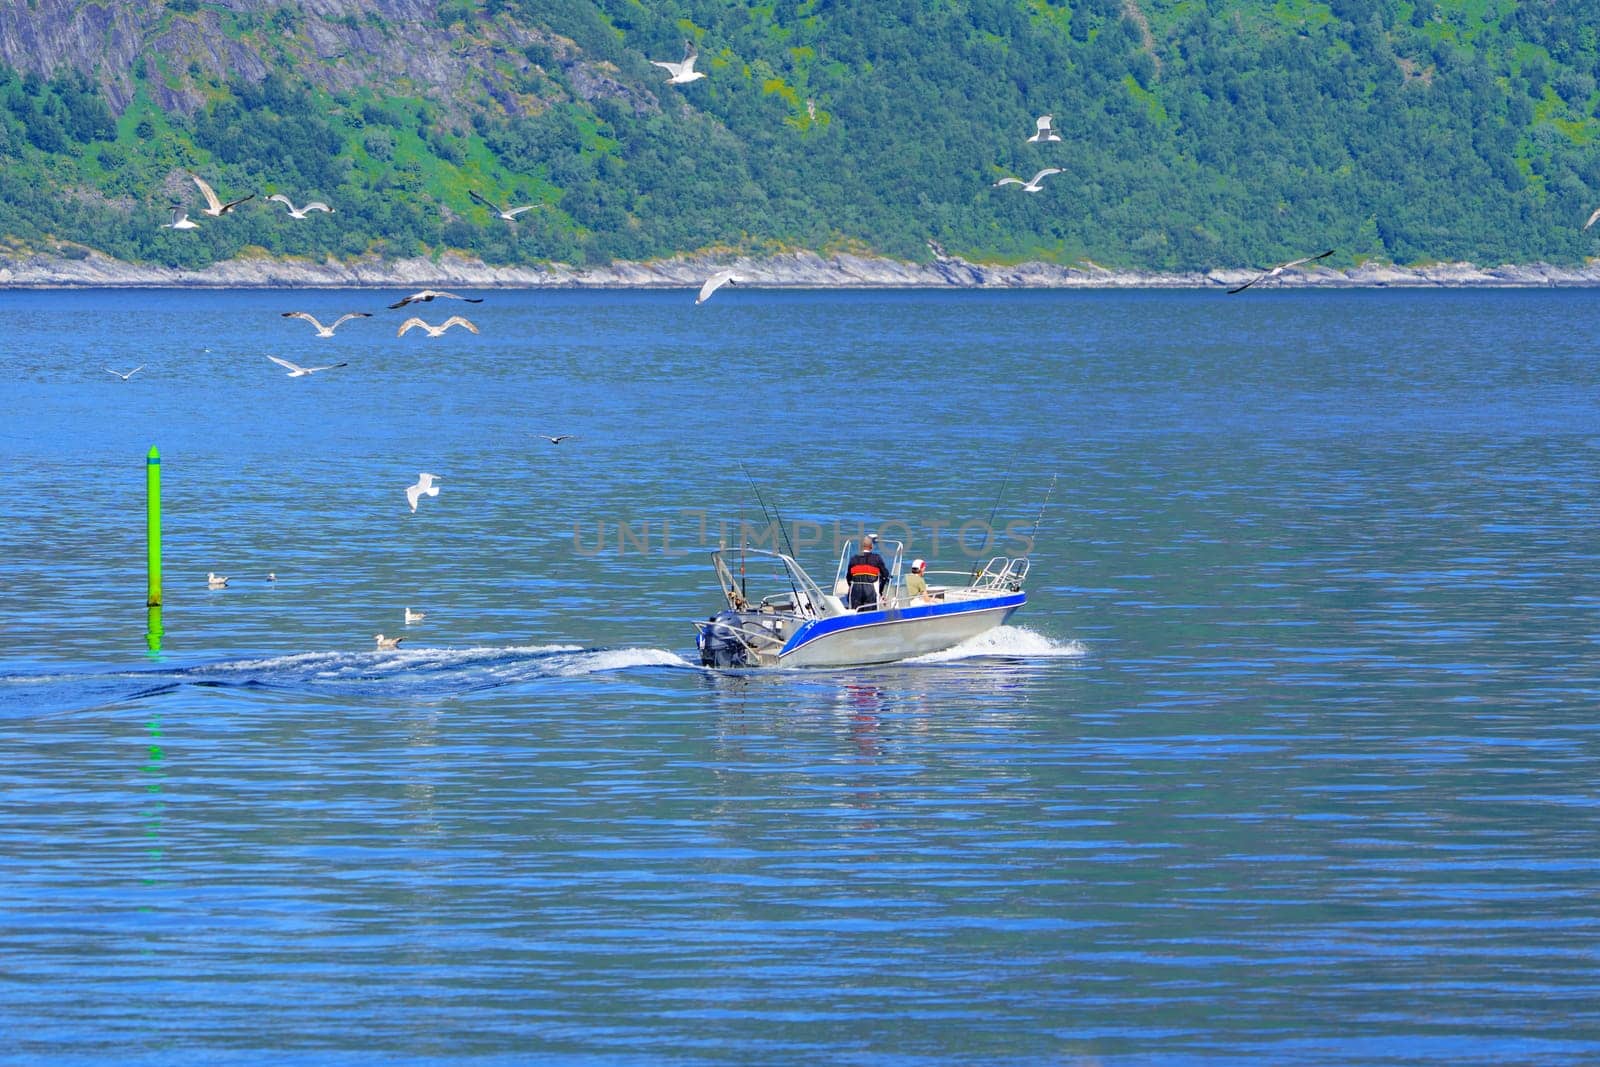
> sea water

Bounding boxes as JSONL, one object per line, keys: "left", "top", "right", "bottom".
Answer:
{"left": 1, "top": 287, "right": 1597, "bottom": 1062}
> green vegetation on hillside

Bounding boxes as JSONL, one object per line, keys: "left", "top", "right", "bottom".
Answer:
{"left": 2, "top": 0, "right": 1599, "bottom": 270}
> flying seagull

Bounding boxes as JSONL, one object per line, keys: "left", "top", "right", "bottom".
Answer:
{"left": 190, "top": 174, "right": 253, "bottom": 216}
{"left": 374, "top": 633, "right": 405, "bottom": 650}
{"left": 267, "top": 194, "right": 333, "bottom": 219}
{"left": 468, "top": 189, "right": 537, "bottom": 221}
{"left": 536, "top": 434, "right": 577, "bottom": 445}
{"left": 106, "top": 365, "right": 144, "bottom": 380}
{"left": 267, "top": 354, "right": 348, "bottom": 377}
{"left": 993, "top": 168, "right": 1063, "bottom": 192}
{"left": 162, "top": 208, "right": 199, "bottom": 230}
{"left": 207, "top": 572, "right": 229, "bottom": 589}
{"left": 1226, "top": 250, "right": 1336, "bottom": 294}
{"left": 387, "top": 289, "right": 483, "bottom": 309}
{"left": 651, "top": 39, "right": 707, "bottom": 85}
{"left": 696, "top": 271, "right": 737, "bottom": 305}
{"left": 1028, "top": 115, "right": 1061, "bottom": 142}
{"left": 404, "top": 607, "right": 426, "bottom": 624}
{"left": 281, "top": 311, "right": 372, "bottom": 337}
{"left": 1585, "top": 206, "right": 1600, "bottom": 230}
{"left": 406, "top": 472, "right": 440, "bottom": 513}
{"left": 398, "top": 316, "right": 479, "bottom": 337}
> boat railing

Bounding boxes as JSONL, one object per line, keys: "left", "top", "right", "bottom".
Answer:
{"left": 711, "top": 546, "right": 840, "bottom": 619}
{"left": 693, "top": 615, "right": 786, "bottom": 657}
{"left": 971, "top": 556, "right": 1029, "bottom": 592}
{"left": 833, "top": 537, "right": 904, "bottom": 610}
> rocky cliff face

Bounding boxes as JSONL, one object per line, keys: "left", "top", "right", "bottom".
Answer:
{"left": 0, "top": 0, "right": 619, "bottom": 117}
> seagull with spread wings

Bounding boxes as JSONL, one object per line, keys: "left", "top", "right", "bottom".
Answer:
{"left": 406, "top": 473, "right": 440, "bottom": 513}
{"left": 1027, "top": 115, "right": 1061, "bottom": 142}
{"left": 282, "top": 311, "right": 371, "bottom": 337}
{"left": 398, "top": 316, "right": 479, "bottom": 337}
{"left": 1226, "top": 250, "right": 1335, "bottom": 294}
{"left": 993, "top": 168, "right": 1063, "bottom": 193}
{"left": 652, "top": 39, "right": 707, "bottom": 85}
{"left": 267, "top": 354, "right": 348, "bottom": 377}
{"left": 1585, "top": 206, "right": 1600, "bottom": 231}
{"left": 536, "top": 434, "right": 577, "bottom": 445}
{"left": 190, "top": 174, "right": 253, "bottom": 216}
{"left": 267, "top": 194, "right": 333, "bottom": 219}
{"left": 106, "top": 365, "right": 144, "bottom": 381}
{"left": 696, "top": 271, "right": 737, "bottom": 305}
{"left": 162, "top": 208, "right": 199, "bottom": 230}
{"left": 469, "top": 189, "right": 537, "bottom": 221}
{"left": 388, "top": 289, "right": 484, "bottom": 309}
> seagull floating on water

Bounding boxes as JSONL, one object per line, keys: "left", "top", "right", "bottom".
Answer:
{"left": 374, "top": 634, "right": 404, "bottom": 650}
{"left": 268, "top": 572, "right": 276, "bottom": 583}
{"left": 282, "top": 311, "right": 372, "bottom": 337}
{"left": 406, "top": 472, "right": 440, "bottom": 513}
{"left": 994, "top": 168, "right": 1063, "bottom": 193}
{"left": 469, "top": 189, "right": 537, "bottom": 221}
{"left": 190, "top": 174, "right": 253, "bottom": 216}
{"left": 267, "top": 354, "right": 348, "bottom": 377}
{"left": 651, "top": 39, "right": 707, "bottom": 85}
{"left": 405, "top": 607, "right": 426, "bottom": 625}
{"left": 162, "top": 208, "right": 199, "bottom": 230}
{"left": 388, "top": 289, "right": 483, "bottom": 310}
{"left": 106, "top": 365, "right": 144, "bottom": 380}
{"left": 267, "top": 194, "right": 333, "bottom": 219}
{"left": 398, "top": 316, "right": 478, "bottom": 337}
{"left": 536, "top": 434, "right": 577, "bottom": 445}
{"left": 1027, "top": 115, "right": 1061, "bottom": 142}
{"left": 1226, "top": 250, "right": 1335, "bottom": 294}
{"left": 696, "top": 271, "right": 737, "bottom": 305}
{"left": 207, "top": 572, "right": 229, "bottom": 589}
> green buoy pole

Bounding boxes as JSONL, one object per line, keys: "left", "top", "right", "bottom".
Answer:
{"left": 146, "top": 447, "right": 162, "bottom": 607}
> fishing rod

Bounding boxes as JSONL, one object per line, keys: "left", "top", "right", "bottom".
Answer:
{"left": 973, "top": 463, "right": 1013, "bottom": 580}
{"left": 738, "top": 462, "right": 802, "bottom": 604}
{"left": 1028, "top": 473, "right": 1058, "bottom": 557}
{"left": 739, "top": 461, "right": 798, "bottom": 559}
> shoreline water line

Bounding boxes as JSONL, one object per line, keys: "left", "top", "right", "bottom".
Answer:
{"left": 6, "top": 248, "right": 1600, "bottom": 290}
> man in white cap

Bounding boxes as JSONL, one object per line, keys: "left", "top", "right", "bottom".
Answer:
{"left": 905, "top": 558, "right": 929, "bottom": 601}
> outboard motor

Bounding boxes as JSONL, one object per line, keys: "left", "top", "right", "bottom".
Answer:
{"left": 699, "top": 611, "right": 754, "bottom": 668}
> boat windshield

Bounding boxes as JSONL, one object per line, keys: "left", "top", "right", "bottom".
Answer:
{"left": 710, "top": 547, "right": 836, "bottom": 618}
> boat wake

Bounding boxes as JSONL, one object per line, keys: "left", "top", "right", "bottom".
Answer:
{"left": 0, "top": 644, "right": 698, "bottom": 715}
{"left": 2, "top": 629, "right": 1083, "bottom": 715}
{"left": 905, "top": 625, "right": 1086, "bottom": 663}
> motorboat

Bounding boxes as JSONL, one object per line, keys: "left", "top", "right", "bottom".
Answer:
{"left": 694, "top": 536, "right": 1028, "bottom": 668}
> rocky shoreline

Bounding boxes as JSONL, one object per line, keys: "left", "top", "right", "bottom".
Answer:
{"left": 4, "top": 246, "right": 1600, "bottom": 289}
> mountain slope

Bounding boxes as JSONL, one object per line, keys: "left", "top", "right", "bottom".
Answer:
{"left": 1, "top": 0, "right": 1598, "bottom": 272}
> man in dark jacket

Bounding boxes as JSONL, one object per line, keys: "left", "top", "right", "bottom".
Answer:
{"left": 846, "top": 534, "right": 890, "bottom": 610}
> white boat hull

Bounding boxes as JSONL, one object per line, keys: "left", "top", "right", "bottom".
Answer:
{"left": 775, "top": 594, "right": 1024, "bottom": 668}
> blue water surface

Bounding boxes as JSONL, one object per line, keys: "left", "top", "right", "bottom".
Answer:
{"left": 1, "top": 286, "right": 1598, "bottom": 1063}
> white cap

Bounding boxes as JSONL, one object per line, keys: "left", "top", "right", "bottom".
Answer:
{"left": 911, "top": 558, "right": 925, "bottom": 572}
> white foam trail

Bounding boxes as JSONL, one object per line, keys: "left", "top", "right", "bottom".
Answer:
{"left": 906, "top": 625, "right": 1086, "bottom": 663}
{"left": 549, "top": 647, "right": 698, "bottom": 675}
{"left": 180, "top": 643, "right": 692, "bottom": 681}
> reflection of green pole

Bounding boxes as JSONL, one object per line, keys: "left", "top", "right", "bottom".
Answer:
{"left": 146, "top": 605, "right": 163, "bottom": 655}
{"left": 146, "top": 447, "right": 161, "bottom": 607}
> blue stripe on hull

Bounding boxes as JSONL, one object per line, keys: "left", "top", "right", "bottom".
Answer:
{"left": 778, "top": 591, "right": 1026, "bottom": 660}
